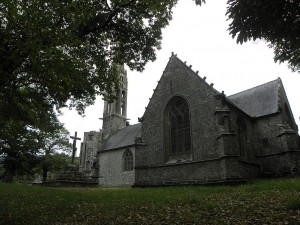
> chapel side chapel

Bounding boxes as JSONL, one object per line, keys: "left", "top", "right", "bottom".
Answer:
{"left": 79, "top": 54, "right": 300, "bottom": 187}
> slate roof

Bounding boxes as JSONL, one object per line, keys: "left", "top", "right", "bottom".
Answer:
{"left": 228, "top": 79, "right": 280, "bottom": 118}
{"left": 102, "top": 123, "right": 142, "bottom": 151}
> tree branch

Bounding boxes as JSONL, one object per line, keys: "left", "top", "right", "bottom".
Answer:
{"left": 77, "top": 0, "right": 135, "bottom": 37}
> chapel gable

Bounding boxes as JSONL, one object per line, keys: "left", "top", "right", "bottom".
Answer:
{"left": 135, "top": 54, "right": 300, "bottom": 187}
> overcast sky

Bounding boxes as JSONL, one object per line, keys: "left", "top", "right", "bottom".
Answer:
{"left": 59, "top": 0, "right": 300, "bottom": 153}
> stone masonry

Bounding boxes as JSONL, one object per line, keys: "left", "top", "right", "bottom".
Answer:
{"left": 80, "top": 53, "right": 300, "bottom": 187}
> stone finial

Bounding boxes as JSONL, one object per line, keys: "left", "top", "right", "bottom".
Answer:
{"left": 184, "top": 61, "right": 187, "bottom": 64}
{"left": 196, "top": 71, "right": 199, "bottom": 74}
{"left": 175, "top": 54, "right": 177, "bottom": 56}
{"left": 171, "top": 52, "right": 174, "bottom": 55}
{"left": 189, "top": 65, "right": 192, "bottom": 68}
{"left": 203, "top": 76, "right": 206, "bottom": 81}
{"left": 210, "top": 83, "right": 214, "bottom": 87}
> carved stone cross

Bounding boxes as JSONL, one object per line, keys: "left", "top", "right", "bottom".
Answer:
{"left": 70, "top": 131, "right": 81, "bottom": 164}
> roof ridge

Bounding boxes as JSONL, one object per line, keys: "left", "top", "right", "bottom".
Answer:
{"left": 229, "top": 78, "right": 280, "bottom": 98}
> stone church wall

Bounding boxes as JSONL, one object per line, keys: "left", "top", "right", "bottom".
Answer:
{"left": 136, "top": 56, "right": 236, "bottom": 185}
{"left": 79, "top": 131, "right": 101, "bottom": 176}
{"left": 253, "top": 115, "right": 283, "bottom": 155}
{"left": 213, "top": 104, "right": 262, "bottom": 179}
{"left": 99, "top": 147, "right": 135, "bottom": 186}
{"left": 254, "top": 114, "right": 300, "bottom": 175}
{"left": 93, "top": 56, "right": 300, "bottom": 187}
{"left": 135, "top": 155, "right": 226, "bottom": 185}
{"left": 135, "top": 56, "right": 269, "bottom": 186}
{"left": 223, "top": 157, "right": 261, "bottom": 179}
{"left": 225, "top": 105, "right": 257, "bottom": 160}
{"left": 257, "top": 151, "right": 300, "bottom": 176}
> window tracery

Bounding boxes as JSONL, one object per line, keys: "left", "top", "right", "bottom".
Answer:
{"left": 123, "top": 149, "right": 133, "bottom": 171}
{"left": 165, "top": 97, "right": 192, "bottom": 160}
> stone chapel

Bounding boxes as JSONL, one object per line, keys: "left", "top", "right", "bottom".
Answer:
{"left": 79, "top": 53, "right": 300, "bottom": 186}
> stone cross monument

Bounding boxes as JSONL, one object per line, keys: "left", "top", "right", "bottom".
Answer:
{"left": 70, "top": 131, "right": 81, "bottom": 164}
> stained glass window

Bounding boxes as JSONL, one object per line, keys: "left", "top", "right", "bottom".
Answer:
{"left": 167, "top": 97, "right": 191, "bottom": 156}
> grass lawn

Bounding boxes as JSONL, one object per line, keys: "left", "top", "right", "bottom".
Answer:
{"left": 1, "top": 178, "right": 300, "bottom": 225}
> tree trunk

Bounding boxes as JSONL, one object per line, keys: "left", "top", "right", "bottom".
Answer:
{"left": 42, "top": 166, "right": 48, "bottom": 182}
{"left": 3, "top": 168, "right": 15, "bottom": 183}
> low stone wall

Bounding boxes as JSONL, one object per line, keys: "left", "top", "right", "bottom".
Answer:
{"left": 134, "top": 155, "right": 264, "bottom": 187}
{"left": 42, "top": 180, "right": 98, "bottom": 188}
{"left": 224, "top": 157, "right": 261, "bottom": 179}
{"left": 257, "top": 150, "right": 300, "bottom": 176}
{"left": 134, "top": 158, "right": 227, "bottom": 187}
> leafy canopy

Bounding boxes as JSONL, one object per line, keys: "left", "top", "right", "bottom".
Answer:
{"left": 0, "top": 114, "right": 70, "bottom": 182}
{"left": 226, "top": 0, "right": 300, "bottom": 72}
{"left": 0, "top": 0, "right": 178, "bottom": 181}
{"left": 0, "top": 0, "right": 178, "bottom": 118}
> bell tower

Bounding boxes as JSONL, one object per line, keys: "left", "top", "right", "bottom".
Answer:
{"left": 102, "top": 64, "right": 128, "bottom": 140}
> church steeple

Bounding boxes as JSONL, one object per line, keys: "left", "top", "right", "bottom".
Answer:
{"left": 102, "top": 64, "right": 128, "bottom": 139}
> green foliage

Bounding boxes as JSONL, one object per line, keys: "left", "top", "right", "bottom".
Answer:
{"left": 30, "top": 127, "right": 72, "bottom": 181}
{"left": 0, "top": 122, "right": 45, "bottom": 182}
{"left": 37, "top": 152, "right": 71, "bottom": 181}
{"left": 0, "top": 0, "right": 178, "bottom": 118}
{"left": 0, "top": 119, "right": 71, "bottom": 182}
{"left": 226, "top": 0, "right": 300, "bottom": 72}
{"left": 0, "top": 0, "right": 179, "bottom": 182}
{"left": 1, "top": 178, "right": 300, "bottom": 225}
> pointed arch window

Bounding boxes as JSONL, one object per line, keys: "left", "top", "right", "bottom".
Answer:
{"left": 123, "top": 149, "right": 134, "bottom": 171}
{"left": 165, "top": 97, "right": 192, "bottom": 160}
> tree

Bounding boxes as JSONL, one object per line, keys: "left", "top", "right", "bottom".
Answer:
{"left": 0, "top": 0, "right": 178, "bottom": 181}
{"left": 39, "top": 127, "right": 72, "bottom": 182}
{"left": 226, "top": 0, "right": 300, "bottom": 72}
{"left": 0, "top": 0, "right": 178, "bottom": 123}
{"left": 0, "top": 120, "right": 71, "bottom": 182}
{"left": 0, "top": 76, "right": 65, "bottom": 183}
{"left": 0, "top": 124, "right": 72, "bottom": 182}
{"left": 0, "top": 121, "right": 45, "bottom": 182}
